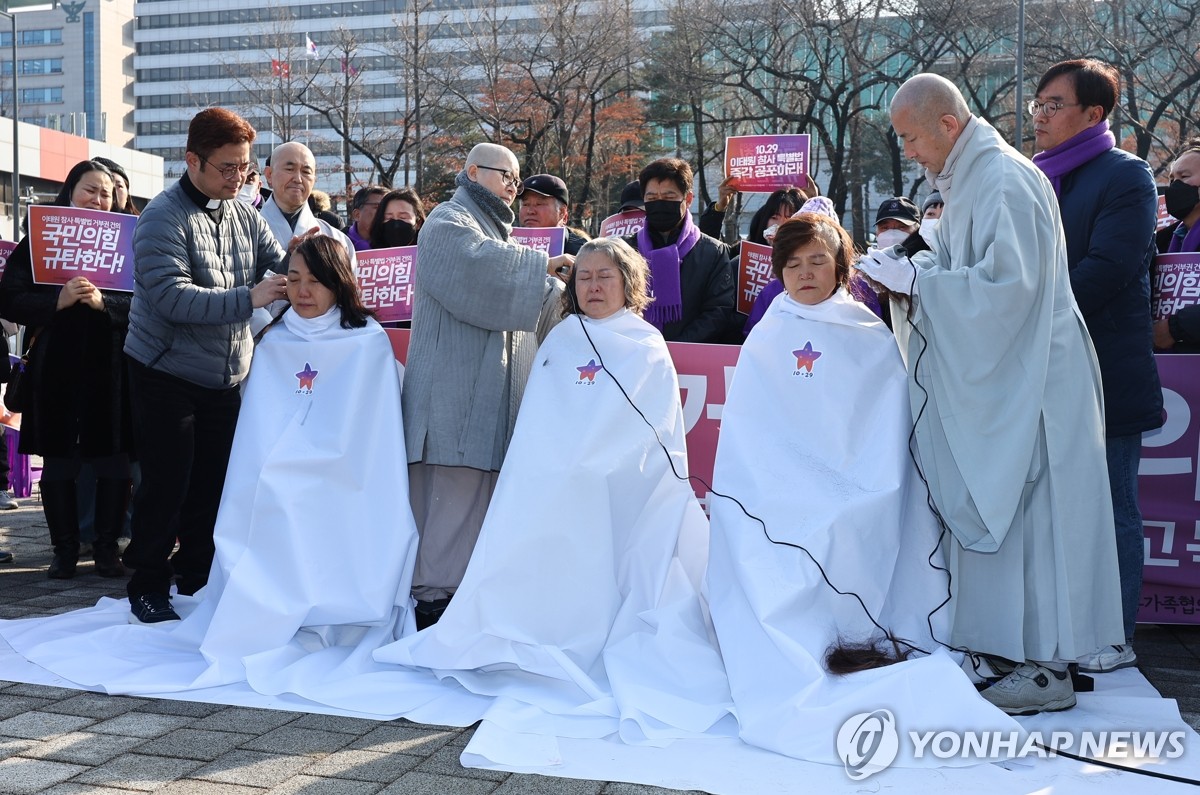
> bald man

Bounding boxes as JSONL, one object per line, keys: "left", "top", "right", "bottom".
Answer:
{"left": 857, "top": 74, "right": 1123, "bottom": 715}
{"left": 403, "top": 143, "right": 572, "bottom": 628}
{"left": 255, "top": 142, "right": 357, "bottom": 333}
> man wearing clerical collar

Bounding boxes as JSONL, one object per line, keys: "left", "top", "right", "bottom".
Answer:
{"left": 123, "top": 108, "right": 290, "bottom": 626}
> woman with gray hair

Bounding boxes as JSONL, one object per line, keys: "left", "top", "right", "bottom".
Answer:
{"left": 376, "top": 233, "right": 732, "bottom": 745}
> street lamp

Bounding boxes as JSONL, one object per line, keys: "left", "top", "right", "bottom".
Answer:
{"left": 0, "top": 1, "right": 58, "bottom": 236}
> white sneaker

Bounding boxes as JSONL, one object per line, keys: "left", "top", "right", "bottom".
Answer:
{"left": 981, "top": 662, "right": 1076, "bottom": 715}
{"left": 0, "top": 490, "right": 18, "bottom": 510}
{"left": 1077, "top": 644, "right": 1137, "bottom": 674}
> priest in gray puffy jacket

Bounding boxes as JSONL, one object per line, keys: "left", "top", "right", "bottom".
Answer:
{"left": 403, "top": 143, "right": 573, "bottom": 628}
{"left": 122, "top": 108, "right": 289, "bottom": 626}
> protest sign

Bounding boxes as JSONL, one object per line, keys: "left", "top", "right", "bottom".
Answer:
{"left": 511, "top": 227, "right": 566, "bottom": 257}
{"left": 28, "top": 206, "right": 136, "bottom": 291}
{"left": 0, "top": 241, "right": 16, "bottom": 281}
{"left": 1151, "top": 253, "right": 1200, "bottom": 321}
{"left": 736, "top": 241, "right": 774, "bottom": 315}
{"left": 1157, "top": 194, "right": 1177, "bottom": 232}
{"left": 1139, "top": 354, "right": 1200, "bottom": 625}
{"left": 357, "top": 245, "right": 416, "bottom": 323}
{"left": 725, "top": 134, "right": 810, "bottom": 193}
{"left": 599, "top": 210, "right": 645, "bottom": 238}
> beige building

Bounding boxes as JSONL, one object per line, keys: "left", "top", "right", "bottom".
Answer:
{"left": 0, "top": 0, "right": 135, "bottom": 147}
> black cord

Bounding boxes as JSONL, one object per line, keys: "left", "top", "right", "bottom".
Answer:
{"left": 898, "top": 262, "right": 1200, "bottom": 786}
{"left": 570, "top": 312, "right": 931, "bottom": 657}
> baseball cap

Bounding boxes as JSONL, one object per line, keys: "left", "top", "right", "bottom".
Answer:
{"left": 875, "top": 196, "right": 920, "bottom": 226}
{"left": 521, "top": 174, "right": 569, "bottom": 205}
{"left": 618, "top": 180, "right": 644, "bottom": 211}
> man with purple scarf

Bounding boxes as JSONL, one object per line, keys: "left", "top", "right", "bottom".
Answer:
{"left": 623, "top": 158, "right": 733, "bottom": 342}
{"left": 1031, "top": 59, "right": 1163, "bottom": 675}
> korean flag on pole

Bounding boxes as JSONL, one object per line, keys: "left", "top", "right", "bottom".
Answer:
{"left": 305, "top": 34, "right": 319, "bottom": 58}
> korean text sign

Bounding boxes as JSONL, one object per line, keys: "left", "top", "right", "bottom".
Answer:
{"left": 29, "top": 206, "right": 136, "bottom": 292}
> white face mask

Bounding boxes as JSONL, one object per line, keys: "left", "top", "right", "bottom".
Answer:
{"left": 918, "top": 217, "right": 939, "bottom": 246}
{"left": 876, "top": 228, "right": 909, "bottom": 249}
{"left": 236, "top": 184, "right": 259, "bottom": 206}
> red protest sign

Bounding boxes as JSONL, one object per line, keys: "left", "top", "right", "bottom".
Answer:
{"left": 357, "top": 245, "right": 416, "bottom": 323}
{"left": 28, "top": 206, "right": 137, "bottom": 292}
{"left": 736, "top": 241, "right": 774, "bottom": 315}
{"left": 725, "top": 135, "right": 810, "bottom": 193}
{"left": 511, "top": 227, "right": 566, "bottom": 257}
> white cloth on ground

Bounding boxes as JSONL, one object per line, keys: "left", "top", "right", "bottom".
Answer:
{"left": 706, "top": 290, "right": 1020, "bottom": 769}
{"left": 0, "top": 308, "right": 419, "bottom": 695}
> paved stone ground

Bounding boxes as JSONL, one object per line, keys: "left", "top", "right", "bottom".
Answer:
{"left": 0, "top": 499, "right": 1197, "bottom": 794}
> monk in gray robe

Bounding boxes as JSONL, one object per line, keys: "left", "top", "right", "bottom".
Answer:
{"left": 403, "top": 143, "right": 571, "bottom": 628}
{"left": 857, "top": 74, "right": 1123, "bottom": 716}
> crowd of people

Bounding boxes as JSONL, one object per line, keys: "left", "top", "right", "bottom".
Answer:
{"left": 0, "top": 58, "right": 1189, "bottom": 771}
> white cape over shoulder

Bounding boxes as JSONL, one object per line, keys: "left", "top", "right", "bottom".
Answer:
{"left": 706, "top": 291, "right": 1020, "bottom": 769}
{"left": 377, "top": 309, "right": 736, "bottom": 745}
{"left": 0, "top": 309, "right": 420, "bottom": 696}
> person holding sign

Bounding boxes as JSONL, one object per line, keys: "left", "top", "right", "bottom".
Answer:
{"left": 368, "top": 187, "right": 425, "bottom": 249}
{"left": 0, "top": 160, "right": 132, "bottom": 581}
{"left": 0, "top": 235, "right": 420, "bottom": 700}
{"left": 859, "top": 73, "right": 1122, "bottom": 715}
{"left": 404, "top": 143, "right": 573, "bottom": 629}
{"left": 1154, "top": 140, "right": 1200, "bottom": 352}
{"left": 518, "top": 174, "right": 589, "bottom": 255}
{"left": 1030, "top": 59, "right": 1162, "bottom": 674}
{"left": 625, "top": 158, "right": 733, "bottom": 343}
{"left": 123, "top": 108, "right": 289, "bottom": 625}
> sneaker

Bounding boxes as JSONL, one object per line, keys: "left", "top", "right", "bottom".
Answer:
{"left": 0, "top": 490, "right": 18, "bottom": 510}
{"left": 128, "top": 593, "right": 180, "bottom": 625}
{"left": 1077, "top": 644, "right": 1137, "bottom": 674}
{"left": 981, "top": 662, "right": 1076, "bottom": 715}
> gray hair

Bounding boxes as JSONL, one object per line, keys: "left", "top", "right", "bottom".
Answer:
{"left": 561, "top": 237, "right": 651, "bottom": 318}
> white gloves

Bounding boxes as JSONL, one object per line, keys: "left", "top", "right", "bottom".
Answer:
{"left": 854, "top": 245, "right": 918, "bottom": 296}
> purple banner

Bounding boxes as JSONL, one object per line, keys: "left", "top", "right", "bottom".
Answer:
{"left": 357, "top": 245, "right": 416, "bottom": 323}
{"left": 28, "top": 206, "right": 136, "bottom": 292}
{"left": 510, "top": 227, "right": 565, "bottom": 258}
{"left": 1151, "top": 253, "right": 1200, "bottom": 322}
{"left": 1139, "top": 354, "right": 1200, "bottom": 624}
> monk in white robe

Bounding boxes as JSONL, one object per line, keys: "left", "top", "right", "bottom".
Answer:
{"left": 859, "top": 73, "right": 1123, "bottom": 715}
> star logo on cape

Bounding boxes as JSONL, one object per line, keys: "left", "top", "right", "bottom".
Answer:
{"left": 295, "top": 363, "right": 319, "bottom": 391}
{"left": 577, "top": 359, "right": 602, "bottom": 381}
{"left": 792, "top": 342, "right": 822, "bottom": 372}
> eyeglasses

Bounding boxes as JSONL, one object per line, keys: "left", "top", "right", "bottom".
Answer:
{"left": 200, "top": 156, "right": 253, "bottom": 180}
{"left": 1026, "top": 100, "right": 1083, "bottom": 118}
{"left": 476, "top": 164, "right": 523, "bottom": 191}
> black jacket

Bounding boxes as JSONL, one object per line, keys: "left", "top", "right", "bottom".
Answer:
{"left": 624, "top": 229, "right": 734, "bottom": 343}
{"left": 0, "top": 237, "right": 133, "bottom": 457}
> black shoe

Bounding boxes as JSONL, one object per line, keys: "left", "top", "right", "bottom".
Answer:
{"left": 93, "top": 554, "right": 127, "bottom": 578}
{"left": 0, "top": 550, "right": 12, "bottom": 564}
{"left": 415, "top": 597, "right": 452, "bottom": 630}
{"left": 47, "top": 554, "right": 77, "bottom": 580}
{"left": 129, "top": 593, "right": 180, "bottom": 624}
{"left": 174, "top": 575, "right": 206, "bottom": 596}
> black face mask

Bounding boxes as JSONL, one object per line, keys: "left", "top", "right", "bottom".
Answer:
{"left": 380, "top": 219, "right": 417, "bottom": 247}
{"left": 1165, "top": 179, "right": 1200, "bottom": 222}
{"left": 643, "top": 200, "right": 685, "bottom": 234}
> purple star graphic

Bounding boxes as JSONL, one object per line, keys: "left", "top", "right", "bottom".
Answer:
{"left": 792, "top": 342, "right": 822, "bottom": 372}
{"left": 577, "top": 359, "right": 602, "bottom": 381}
{"left": 295, "top": 362, "right": 319, "bottom": 390}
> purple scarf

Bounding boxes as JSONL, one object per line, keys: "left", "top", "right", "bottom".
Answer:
{"left": 636, "top": 211, "right": 700, "bottom": 330}
{"left": 1032, "top": 120, "right": 1115, "bottom": 197}
{"left": 1168, "top": 221, "right": 1200, "bottom": 253}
